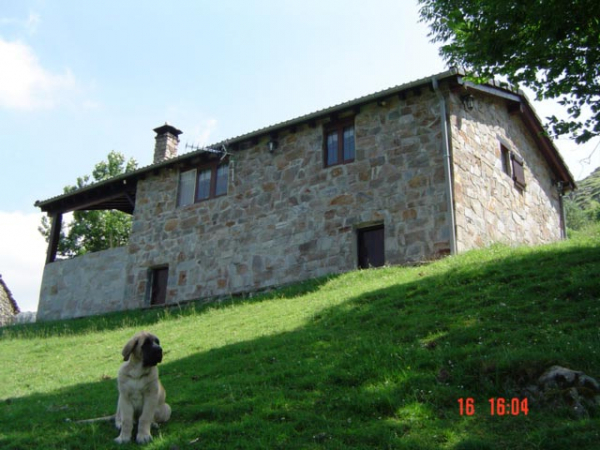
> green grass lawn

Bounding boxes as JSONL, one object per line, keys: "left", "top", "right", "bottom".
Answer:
{"left": 1, "top": 226, "right": 600, "bottom": 449}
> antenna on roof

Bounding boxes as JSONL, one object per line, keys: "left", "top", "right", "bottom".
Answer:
{"left": 184, "top": 142, "right": 230, "bottom": 159}
{"left": 184, "top": 142, "right": 235, "bottom": 182}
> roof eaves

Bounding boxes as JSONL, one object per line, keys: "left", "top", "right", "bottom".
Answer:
{"left": 34, "top": 171, "right": 139, "bottom": 212}
{"left": 519, "top": 100, "right": 577, "bottom": 190}
{"left": 455, "top": 75, "right": 575, "bottom": 190}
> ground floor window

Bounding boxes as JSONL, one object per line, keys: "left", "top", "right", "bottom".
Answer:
{"left": 357, "top": 225, "right": 385, "bottom": 269}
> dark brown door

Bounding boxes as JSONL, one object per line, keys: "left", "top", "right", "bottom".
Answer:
{"left": 151, "top": 267, "right": 168, "bottom": 306}
{"left": 358, "top": 226, "right": 385, "bottom": 269}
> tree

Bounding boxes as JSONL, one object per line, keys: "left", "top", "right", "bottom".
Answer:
{"left": 418, "top": 0, "right": 600, "bottom": 143}
{"left": 39, "top": 151, "right": 138, "bottom": 258}
{"left": 565, "top": 197, "right": 592, "bottom": 231}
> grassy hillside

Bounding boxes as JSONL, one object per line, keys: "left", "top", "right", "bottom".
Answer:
{"left": 1, "top": 226, "right": 600, "bottom": 449}
{"left": 572, "top": 166, "right": 600, "bottom": 209}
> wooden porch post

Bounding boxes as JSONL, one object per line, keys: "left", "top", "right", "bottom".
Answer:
{"left": 46, "top": 212, "right": 63, "bottom": 264}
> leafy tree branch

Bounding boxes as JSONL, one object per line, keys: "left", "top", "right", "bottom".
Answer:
{"left": 419, "top": 0, "right": 600, "bottom": 143}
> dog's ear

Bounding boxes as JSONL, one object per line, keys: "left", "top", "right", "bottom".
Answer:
{"left": 121, "top": 336, "right": 139, "bottom": 361}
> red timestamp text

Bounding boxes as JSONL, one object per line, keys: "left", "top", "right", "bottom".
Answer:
{"left": 458, "top": 397, "right": 529, "bottom": 416}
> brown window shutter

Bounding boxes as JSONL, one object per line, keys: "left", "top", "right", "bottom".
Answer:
{"left": 511, "top": 153, "right": 526, "bottom": 189}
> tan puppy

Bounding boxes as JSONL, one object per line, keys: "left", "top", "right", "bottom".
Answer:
{"left": 115, "top": 331, "right": 171, "bottom": 444}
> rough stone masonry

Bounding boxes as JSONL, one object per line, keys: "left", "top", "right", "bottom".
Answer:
{"left": 37, "top": 74, "right": 568, "bottom": 320}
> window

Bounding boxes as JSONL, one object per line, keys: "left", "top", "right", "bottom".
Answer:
{"left": 177, "top": 162, "right": 229, "bottom": 207}
{"left": 499, "top": 142, "right": 526, "bottom": 190}
{"left": 177, "top": 169, "right": 196, "bottom": 207}
{"left": 215, "top": 164, "right": 229, "bottom": 196}
{"left": 324, "top": 118, "right": 355, "bottom": 167}
{"left": 500, "top": 145, "right": 511, "bottom": 177}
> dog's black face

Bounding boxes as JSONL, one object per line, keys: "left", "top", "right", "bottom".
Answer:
{"left": 141, "top": 336, "right": 163, "bottom": 367}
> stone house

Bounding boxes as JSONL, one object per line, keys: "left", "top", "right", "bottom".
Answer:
{"left": 35, "top": 69, "right": 575, "bottom": 321}
{"left": 0, "top": 274, "right": 20, "bottom": 326}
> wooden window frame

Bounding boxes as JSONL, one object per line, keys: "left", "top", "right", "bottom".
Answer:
{"left": 500, "top": 144, "right": 512, "bottom": 177}
{"left": 324, "top": 117, "right": 356, "bottom": 168}
{"left": 498, "top": 140, "right": 526, "bottom": 191}
{"left": 177, "top": 160, "right": 229, "bottom": 207}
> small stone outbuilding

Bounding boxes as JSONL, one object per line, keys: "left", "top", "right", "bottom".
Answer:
{"left": 0, "top": 275, "right": 20, "bottom": 326}
{"left": 34, "top": 69, "right": 575, "bottom": 321}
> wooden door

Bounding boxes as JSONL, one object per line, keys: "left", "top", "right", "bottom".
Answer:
{"left": 151, "top": 267, "right": 168, "bottom": 306}
{"left": 358, "top": 226, "right": 385, "bottom": 269}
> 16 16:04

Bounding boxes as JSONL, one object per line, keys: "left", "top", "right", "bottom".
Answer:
{"left": 458, "top": 398, "right": 529, "bottom": 416}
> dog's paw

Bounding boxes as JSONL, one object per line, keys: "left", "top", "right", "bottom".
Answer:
{"left": 114, "top": 435, "right": 130, "bottom": 444}
{"left": 136, "top": 433, "right": 153, "bottom": 444}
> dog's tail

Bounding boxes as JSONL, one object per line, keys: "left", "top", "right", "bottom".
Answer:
{"left": 75, "top": 415, "right": 115, "bottom": 424}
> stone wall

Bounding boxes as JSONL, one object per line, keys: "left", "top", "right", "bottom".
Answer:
{"left": 35, "top": 81, "right": 568, "bottom": 321}
{"left": 37, "top": 247, "right": 128, "bottom": 321}
{"left": 448, "top": 91, "right": 563, "bottom": 251}
{"left": 125, "top": 90, "right": 452, "bottom": 308}
{"left": 0, "top": 275, "right": 18, "bottom": 327}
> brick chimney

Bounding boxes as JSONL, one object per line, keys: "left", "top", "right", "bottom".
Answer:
{"left": 153, "top": 123, "right": 183, "bottom": 164}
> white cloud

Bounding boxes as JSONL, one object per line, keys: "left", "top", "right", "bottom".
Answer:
{"left": 0, "top": 37, "right": 77, "bottom": 110}
{"left": 0, "top": 211, "right": 47, "bottom": 312}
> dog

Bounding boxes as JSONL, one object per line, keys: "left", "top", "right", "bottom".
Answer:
{"left": 114, "top": 331, "right": 171, "bottom": 444}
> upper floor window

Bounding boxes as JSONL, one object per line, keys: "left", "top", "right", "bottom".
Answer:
{"left": 500, "top": 144, "right": 512, "bottom": 177}
{"left": 177, "top": 162, "right": 229, "bottom": 207}
{"left": 324, "top": 118, "right": 355, "bottom": 167}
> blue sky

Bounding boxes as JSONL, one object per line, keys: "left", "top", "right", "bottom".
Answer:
{"left": 1, "top": 1, "right": 598, "bottom": 312}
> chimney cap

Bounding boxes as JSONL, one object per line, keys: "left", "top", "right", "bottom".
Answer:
{"left": 153, "top": 122, "right": 183, "bottom": 137}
